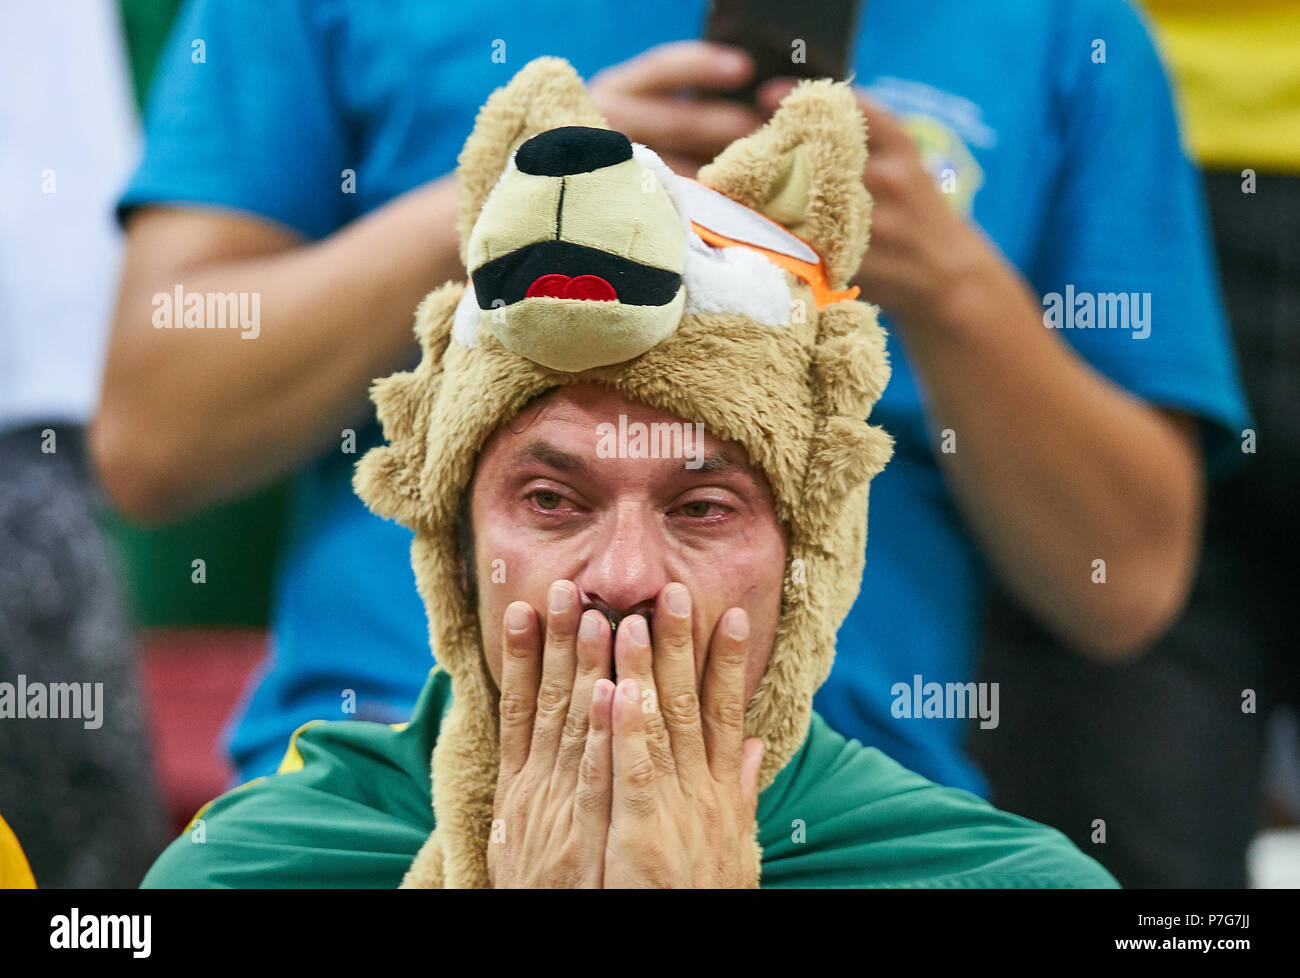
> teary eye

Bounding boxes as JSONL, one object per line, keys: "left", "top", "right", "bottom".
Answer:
{"left": 532, "top": 491, "right": 564, "bottom": 510}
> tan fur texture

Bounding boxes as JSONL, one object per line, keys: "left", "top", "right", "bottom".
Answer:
{"left": 354, "top": 57, "right": 892, "bottom": 888}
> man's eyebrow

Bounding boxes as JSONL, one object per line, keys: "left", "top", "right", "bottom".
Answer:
{"left": 518, "top": 440, "right": 751, "bottom": 479}
{"left": 692, "top": 452, "right": 744, "bottom": 475}
{"left": 521, "top": 441, "right": 586, "bottom": 473}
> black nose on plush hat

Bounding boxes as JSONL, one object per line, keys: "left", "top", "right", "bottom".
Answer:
{"left": 515, "top": 126, "right": 633, "bottom": 176}
{"left": 458, "top": 116, "right": 690, "bottom": 373}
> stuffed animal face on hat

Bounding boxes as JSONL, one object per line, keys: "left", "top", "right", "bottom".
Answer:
{"left": 354, "top": 56, "right": 893, "bottom": 888}
{"left": 453, "top": 77, "right": 869, "bottom": 372}
{"left": 458, "top": 125, "right": 687, "bottom": 371}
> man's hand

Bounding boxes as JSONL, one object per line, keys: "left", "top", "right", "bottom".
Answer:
{"left": 488, "top": 581, "right": 615, "bottom": 888}
{"left": 601, "top": 583, "right": 765, "bottom": 888}
{"left": 590, "top": 41, "right": 768, "bottom": 178}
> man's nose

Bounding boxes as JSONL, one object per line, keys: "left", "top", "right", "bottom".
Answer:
{"left": 515, "top": 126, "right": 633, "bottom": 177}
{"left": 572, "top": 506, "right": 669, "bottom": 626}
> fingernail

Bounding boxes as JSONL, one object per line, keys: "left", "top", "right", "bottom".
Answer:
{"left": 627, "top": 616, "right": 649, "bottom": 646}
{"left": 621, "top": 679, "right": 640, "bottom": 702}
{"left": 715, "top": 48, "right": 745, "bottom": 73}
{"left": 723, "top": 608, "right": 749, "bottom": 640}
{"left": 507, "top": 603, "right": 531, "bottom": 632}
{"left": 666, "top": 583, "right": 689, "bottom": 617}
{"left": 579, "top": 612, "right": 599, "bottom": 639}
{"left": 548, "top": 581, "right": 572, "bottom": 614}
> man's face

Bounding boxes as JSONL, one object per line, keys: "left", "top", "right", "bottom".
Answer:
{"left": 469, "top": 384, "right": 788, "bottom": 702}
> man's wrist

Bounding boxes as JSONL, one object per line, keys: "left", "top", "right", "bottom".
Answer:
{"left": 922, "top": 222, "right": 1001, "bottom": 325}
{"left": 908, "top": 230, "right": 1034, "bottom": 349}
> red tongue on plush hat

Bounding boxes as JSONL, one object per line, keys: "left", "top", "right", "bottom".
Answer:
{"left": 525, "top": 273, "right": 617, "bottom": 301}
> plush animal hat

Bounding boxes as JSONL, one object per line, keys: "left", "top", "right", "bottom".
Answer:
{"left": 355, "top": 57, "right": 893, "bottom": 888}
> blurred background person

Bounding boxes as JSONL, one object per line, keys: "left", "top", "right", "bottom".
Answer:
{"left": 94, "top": 0, "right": 1246, "bottom": 846}
{"left": 0, "top": 0, "right": 166, "bottom": 888}
{"left": 976, "top": 0, "right": 1299, "bottom": 888}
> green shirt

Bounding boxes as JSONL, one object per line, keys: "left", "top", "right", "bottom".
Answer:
{"left": 142, "top": 667, "right": 1118, "bottom": 888}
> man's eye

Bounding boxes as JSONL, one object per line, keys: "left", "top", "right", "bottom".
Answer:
{"left": 531, "top": 491, "right": 564, "bottom": 510}
{"left": 680, "top": 500, "right": 717, "bottom": 518}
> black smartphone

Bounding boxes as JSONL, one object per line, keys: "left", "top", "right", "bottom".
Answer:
{"left": 703, "top": 0, "right": 863, "bottom": 105}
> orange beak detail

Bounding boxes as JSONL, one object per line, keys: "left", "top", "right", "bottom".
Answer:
{"left": 689, "top": 221, "right": 860, "bottom": 311}
{"left": 677, "top": 173, "right": 862, "bottom": 313}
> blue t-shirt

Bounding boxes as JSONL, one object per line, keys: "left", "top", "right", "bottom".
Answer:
{"left": 123, "top": 0, "right": 1249, "bottom": 791}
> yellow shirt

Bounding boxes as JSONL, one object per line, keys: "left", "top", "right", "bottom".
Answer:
{"left": 1142, "top": 0, "right": 1300, "bottom": 172}
{"left": 0, "top": 815, "right": 36, "bottom": 888}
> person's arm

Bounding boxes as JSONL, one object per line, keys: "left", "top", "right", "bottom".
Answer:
{"left": 871, "top": 203, "right": 1204, "bottom": 662}
{"left": 92, "top": 176, "right": 462, "bottom": 523}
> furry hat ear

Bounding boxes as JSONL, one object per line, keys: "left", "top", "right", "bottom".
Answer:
{"left": 353, "top": 283, "right": 458, "bottom": 533}
{"left": 456, "top": 57, "right": 610, "bottom": 268}
{"left": 696, "top": 79, "right": 870, "bottom": 289}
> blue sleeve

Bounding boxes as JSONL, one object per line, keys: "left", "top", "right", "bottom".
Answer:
{"left": 1029, "top": 0, "right": 1251, "bottom": 478}
{"left": 118, "top": 0, "right": 349, "bottom": 240}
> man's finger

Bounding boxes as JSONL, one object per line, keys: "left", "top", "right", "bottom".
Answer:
{"left": 572, "top": 677, "right": 614, "bottom": 844}
{"left": 701, "top": 606, "right": 750, "bottom": 782}
{"left": 614, "top": 614, "right": 675, "bottom": 777}
{"left": 556, "top": 610, "right": 612, "bottom": 780}
{"left": 652, "top": 582, "right": 708, "bottom": 776}
{"left": 601, "top": 91, "right": 764, "bottom": 162}
{"left": 755, "top": 77, "right": 798, "bottom": 113}
{"left": 528, "top": 580, "right": 582, "bottom": 766}
{"left": 611, "top": 678, "right": 658, "bottom": 824}
{"left": 606, "top": 40, "right": 753, "bottom": 95}
{"left": 498, "top": 601, "right": 540, "bottom": 780}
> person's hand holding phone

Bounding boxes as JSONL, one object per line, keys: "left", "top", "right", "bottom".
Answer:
{"left": 589, "top": 41, "right": 768, "bottom": 179}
